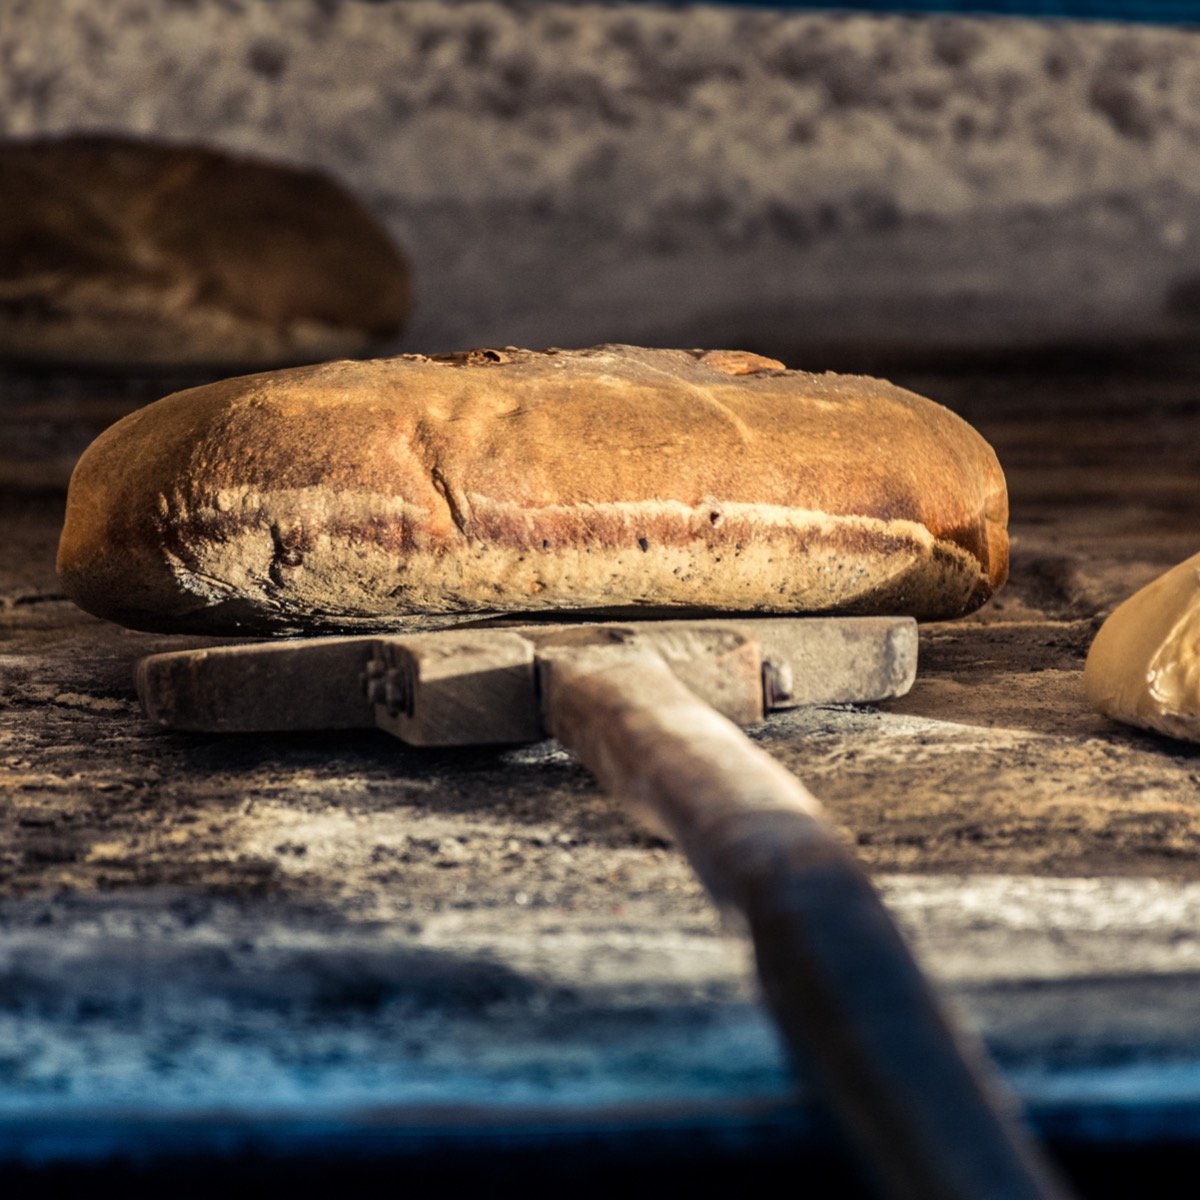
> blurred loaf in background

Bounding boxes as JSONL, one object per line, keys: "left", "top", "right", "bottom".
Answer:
{"left": 0, "top": 134, "right": 411, "bottom": 370}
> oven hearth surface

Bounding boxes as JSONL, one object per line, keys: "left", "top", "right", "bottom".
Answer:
{"left": 3, "top": 354, "right": 1200, "bottom": 1193}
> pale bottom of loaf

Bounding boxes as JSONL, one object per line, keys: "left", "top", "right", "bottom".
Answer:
{"left": 63, "top": 491, "right": 995, "bottom": 632}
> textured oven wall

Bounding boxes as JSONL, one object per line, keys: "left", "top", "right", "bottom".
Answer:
{"left": 7, "top": 0, "right": 1200, "bottom": 358}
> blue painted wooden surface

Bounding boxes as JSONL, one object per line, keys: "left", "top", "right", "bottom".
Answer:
{"left": 712, "top": 1, "right": 1200, "bottom": 24}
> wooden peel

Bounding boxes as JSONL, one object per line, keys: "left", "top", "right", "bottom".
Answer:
{"left": 136, "top": 617, "right": 1072, "bottom": 1200}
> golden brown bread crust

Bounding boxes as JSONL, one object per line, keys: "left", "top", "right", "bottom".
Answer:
{"left": 0, "top": 134, "right": 410, "bottom": 369}
{"left": 57, "top": 345, "right": 1009, "bottom": 633}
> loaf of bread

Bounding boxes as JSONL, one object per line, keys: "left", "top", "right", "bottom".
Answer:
{"left": 57, "top": 345, "right": 1008, "bottom": 634}
{"left": 1084, "top": 552, "right": 1200, "bottom": 742}
{"left": 0, "top": 134, "right": 410, "bottom": 370}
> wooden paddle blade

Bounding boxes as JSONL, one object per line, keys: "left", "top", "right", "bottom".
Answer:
{"left": 135, "top": 637, "right": 380, "bottom": 732}
{"left": 134, "top": 616, "right": 917, "bottom": 742}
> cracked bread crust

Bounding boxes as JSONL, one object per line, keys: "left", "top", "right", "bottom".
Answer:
{"left": 0, "top": 134, "right": 410, "bottom": 370}
{"left": 57, "top": 345, "right": 1009, "bottom": 633}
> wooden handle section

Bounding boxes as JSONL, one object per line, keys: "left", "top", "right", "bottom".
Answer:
{"left": 541, "top": 647, "right": 1072, "bottom": 1200}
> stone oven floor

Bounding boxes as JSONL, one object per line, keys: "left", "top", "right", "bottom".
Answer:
{"left": 2, "top": 355, "right": 1200, "bottom": 1193}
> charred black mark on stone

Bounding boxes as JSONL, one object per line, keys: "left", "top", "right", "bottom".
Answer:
{"left": 929, "top": 20, "right": 984, "bottom": 69}
{"left": 1166, "top": 276, "right": 1200, "bottom": 318}
{"left": 462, "top": 21, "right": 493, "bottom": 68}
{"left": 247, "top": 39, "right": 288, "bottom": 79}
{"left": 1088, "top": 71, "right": 1156, "bottom": 141}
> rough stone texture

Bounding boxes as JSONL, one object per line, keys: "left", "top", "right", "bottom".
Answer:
{"left": 7, "top": 3, "right": 1200, "bottom": 354}
{"left": 4, "top": 357, "right": 1200, "bottom": 1190}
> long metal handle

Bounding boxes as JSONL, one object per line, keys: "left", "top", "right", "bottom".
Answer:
{"left": 541, "top": 647, "right": 1073, "bottom": 1200}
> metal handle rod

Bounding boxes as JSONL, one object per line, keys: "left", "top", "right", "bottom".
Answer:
{"left": 541, "top": 647, "right": 1074, "bottom": 1200}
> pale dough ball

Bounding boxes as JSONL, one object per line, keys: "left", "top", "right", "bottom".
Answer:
{"left": 1084, "top": 552, "right": 1200, "bottom": 742}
